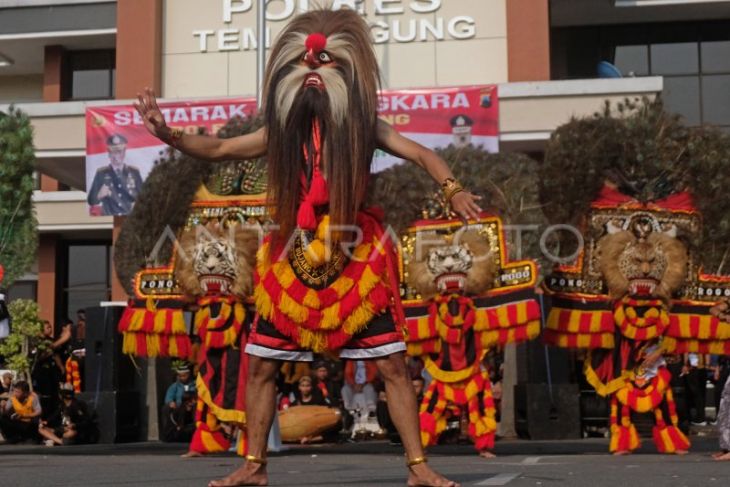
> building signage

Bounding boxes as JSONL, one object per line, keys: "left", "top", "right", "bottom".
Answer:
{"left": 193, "top": 0, "right": 477, "bottom": 52}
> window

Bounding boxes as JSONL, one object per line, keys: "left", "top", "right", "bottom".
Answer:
{"left": 551, "top": 21, "right": 730, "bottom": 131}
{"left": 64, "top": 49, "right": 115, "bottom": 101}
{"left": 614, "top": 45, "right": 649, "bottom": 76}
{"left": 60, "top": 242, "right": 112, "bottom": 321}
{"left": 6, "top": 281, "right": 37, "bottom": 303}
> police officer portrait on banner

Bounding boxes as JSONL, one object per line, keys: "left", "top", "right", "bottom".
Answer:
{"left": 87, "top": 133, "right": 143, "bottom": 216}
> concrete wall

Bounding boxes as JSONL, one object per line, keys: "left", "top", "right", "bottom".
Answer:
{"left": 161, "top": 0, "right": 509, "bottom": 98}
{"left": 0, "top": 74, "right": 43, "bottom": 103}
{"left": 34, "top": 191, "right": 113, "bottom": 231}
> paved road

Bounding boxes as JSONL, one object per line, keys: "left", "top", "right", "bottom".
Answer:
{"left": 0, "top": 437, "right": 727, "bottom": 487}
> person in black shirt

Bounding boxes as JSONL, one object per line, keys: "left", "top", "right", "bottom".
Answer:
{"left": 32, "top": 320, "right": 69, "bottom": 419}
{"left": 38, "top": 384, "right": 97, "bottom": 446}
{"left": 291, "top": 376, "right": 327, "bottom": 407}
{"left": 312, "top": 362, "right": 341, "bottom": 407}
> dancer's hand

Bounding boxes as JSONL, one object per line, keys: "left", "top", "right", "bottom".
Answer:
{"left": 451, "top": 191, "right": 483, "bottom": 222}
{"left": 134, "top": 87, "right": 169, "bottom": 140}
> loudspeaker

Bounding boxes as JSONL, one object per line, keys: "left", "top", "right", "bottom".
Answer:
{"left": 78, "top": 391, "right": 141, "bottom": 443}
{"left": 515, "top": 383, "right": 582, "bottom": 440}
{"left": 580, "top": 389, "right": 610, "bottom": 429}
{"left": 85, "top": 305, "right": 136, "bottom": 392}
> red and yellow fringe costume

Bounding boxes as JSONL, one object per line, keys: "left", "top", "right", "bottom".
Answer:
{"left": 117, "top": 298, "right": 191, "bottom": 359}
{"left": 604, "top": 367, "right": 690, "bottom": 453}
{"left": 253, "top": 120, "right": 399, "bottom": 353}
{"left": 188, "top": 295, "right": 248, "bottom": 456}
{"left": 420, "top": 369, "right": 497, "bottom": 451}
{"left": 407, "top": 292, "right": 541, "bottom": 453}
{"left": 566, "top": 298, "right": 692, "bottom": 454}
{"left": 254, "top": 211, "right": 394, "bottom": 352}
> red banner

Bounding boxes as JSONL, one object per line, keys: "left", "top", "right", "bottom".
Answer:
{"left": 85, "top": 85, "right": 498, "bottom": 216}
{"left": 374, "top": 85, "right": 499, "bottom": 171}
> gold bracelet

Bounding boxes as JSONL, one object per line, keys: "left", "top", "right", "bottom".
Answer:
{"left": 169, "top": 126, "right": 184, "bottom": 145}
{"left": 441, "top": 177, "right": 464, "bottom": 204}
{"left": 406, "top": 456, "right": 428, "bottom": 467}
{"left": 445, "top": 187, "right": 464, "bottom": 203}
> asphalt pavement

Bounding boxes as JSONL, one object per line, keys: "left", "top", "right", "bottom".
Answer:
{"left": 0, "top": 436, "right": 727, "bottom": 487}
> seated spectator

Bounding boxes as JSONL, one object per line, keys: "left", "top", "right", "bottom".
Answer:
{"left": 291, "top": 376, "right": 328, "bottom": 406}
{"left": 412, "top": 376, "right": 425, "bottom": 403}
{"left": 278, "top": 361, "right": 311, "bottom": 399}
{"left": 282, "top": 376, "right": 340, "bottom": 444}
{"left": 342, "top": 360, "right": 380, "bottom": 438}
{"left": 164, "top": 363, "right": 196, "bottom": 410}
{"left": 312, "top": 361, "right": 341, "bottom": 407}
{"left": 0, "top": 380, "right": 41, "bottom": 444}
{"left": 161, "top": 391, "right": 196, "bottom": 443}
{"left": 342, "top": 360, "right": 378, "bottom": 413}
{"left": 38, "top": 383, "right": 97, "bottom": 446}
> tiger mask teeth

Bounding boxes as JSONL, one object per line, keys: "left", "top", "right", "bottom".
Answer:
{"left": 436, "top": 273, "right": 467, "bottom": 293}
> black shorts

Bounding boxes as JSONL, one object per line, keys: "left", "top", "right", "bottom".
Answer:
{"left": 245, "top": 312, "right": 406, "bottom": 361}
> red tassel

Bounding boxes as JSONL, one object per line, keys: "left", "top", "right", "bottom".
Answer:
{"left": 296, "top": 118, "right": 327, "bottom": 232}
{"left": 308, "top": 172, "right": 329, "bottom": 205}
{"left": 297, "top": 201, "right": 317, "bottom": 230}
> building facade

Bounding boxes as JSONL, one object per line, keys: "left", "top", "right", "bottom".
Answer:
{"left": 3, "top": 0, "right": 728, "bottom": 324}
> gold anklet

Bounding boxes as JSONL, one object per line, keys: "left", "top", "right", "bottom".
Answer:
{"left": 406, "top": 456, "right": 428, "bottom": 467}
{"left": 245, "top": 454, "right": 268, "bottom": 465}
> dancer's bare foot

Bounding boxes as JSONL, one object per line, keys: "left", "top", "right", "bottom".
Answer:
{"left": 713, "top": 452, "right": 730, "bottom": 461}
{"left": 208, "top": 462, "right": 268, "bottom": 487}
{"left": 407, "top": 462, "right": 459, "bottom": 487}
{"left": 478, "top": 450, "right": 496, "bottom": 459}
{"left": 181, "top": 450, "right": 203, "bottom": 458}
{"left": 612, "top": 450, "right": 631, "bottom": 456}
{"left": 674, "top": 450, "right": 689, "bottom": 456}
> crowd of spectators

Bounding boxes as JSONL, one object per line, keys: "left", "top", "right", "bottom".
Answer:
{"left": 155, "top": 351, "right": 511, "bottom": 447}
{"left": 0, "top": 310, "right": 98, "bottom": 447}
{"left": 2, "top": 306, "right": 727, "bottom": 452}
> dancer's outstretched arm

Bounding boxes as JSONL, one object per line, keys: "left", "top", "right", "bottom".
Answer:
{"left": 376, "top": 119, "right": 482, "bottom": 220}
{"left": 134, "top": 88, "right": 267, "bottom": 162}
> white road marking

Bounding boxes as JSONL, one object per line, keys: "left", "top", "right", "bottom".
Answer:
{"left": 475, "top": 473, "right": 521, "bottom": 485}
{"left": 485, "top": 456, "right": 563, "bottom": 467}
{"left": 520, "top": 457, "right": 541, "bottom": 465}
